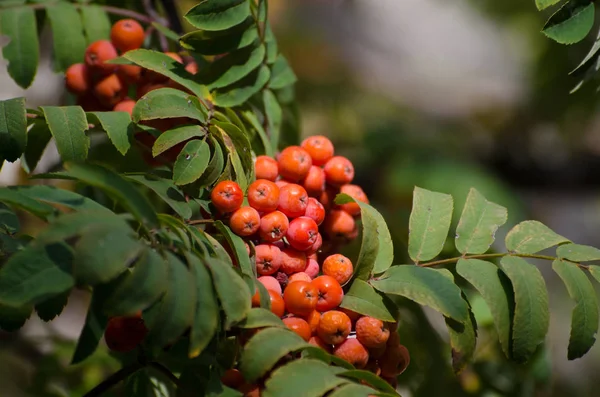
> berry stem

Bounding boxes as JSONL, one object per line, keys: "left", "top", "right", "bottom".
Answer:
{"left": 82, "top": 361, "right": 145, "bottom": 397}
{"left": 418, "top": 252, "right": 589, "bottom": 269}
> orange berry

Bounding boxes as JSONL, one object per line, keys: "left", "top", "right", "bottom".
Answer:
{"left": 258, "top": 210, "right": 289, "bottom": 242}
{"left": 355, "top": 316, "right": 390, "bottom": 349}
{"left": 283, "top": 317, "right": 312, "bottom": 341}
{"left": 338, "top": 308, "right": 361, "bottom": 324}
{"left": 304, "top": 258, "right": 320, "bottom": 278}
{"left": 104, "top": 313, "right": 148, "bottom": 352}
{"left": 278, "top": 146, "right": 312, "bottom": 181}
{"left": 288, "top": 272, "right": 312, "bottom": 284}
{"left": 211, "top": 180, "right": 244, "bottom": 213}
{"left": 93, "top": 74, "right": 125, "bottom": 107}
{"left": 247, "top": 179, "right": 280, "bottom": 212}
{"left": 255, "top": 244, "right": 282, "bottom": 276}
{"left": 113, "top": 98, "right": 136, "bottom": 115}
{"left": 323, "top": 210, "right": 355, "bottom": 239}
{"left": 338, "top": 184, "right": 368, "bottom": 216}
{"left": 136, "top": 82, "right": 167, "bottom": 98}
{"left": 280, "top": 248, "right": 307, "bottom": 275}
{"left": 303, "top": 165, "right": 326, "bottom": 196}
{"left": 221, "top": 369, "right": 244, "bottom": 389}
{"left": 303, "top": 310, "right": 321, "bottom": 334}
{"left": 322, "top": 254, "right": 353, "bottom": 285}
{"left": 286, "top": 216, "right": 319, "bottom": 251}
{"left": 301, "top": 135, "right": 334, "bottom": 166}
{"left": 317, "top": 310, "right": 351, "bottom": 345}
{"left": 65, "top": 63, "right": 90, "bottom": 95}
{"left": 380, "top": 343, "right": 410, "bottom": 377}
{"left": 185, "top": 62, "right": 198, "bottom": 75}
{"left": 304, "top": 197, "right": 325, "bottom": 226}
{"left": 229, "top": 206, "right": 260, "bottom": 237}
{"left": 333, "top": 338, "right": 369, "bottom": 369}
{"left": 255, "top": 155, "right": 279, "bottom": 181}
{"left": 277, "top": 183, "right": 308, "bottom": 218}
{"left": 164, "top": 52, "right": 183, "bottom": 64}
{"left": 268, "top": 289, "right": 285, "bottom": 317}
{"left": 283, "top": 280, "right": 318, "bottom": 316}
{"left": 324, "top": 156, "right": 354, "bottom": 186}
{"left": 309, "top": 335, "right": 332, "bottom": 353}
{"left": 311, "top": 275, "right": 344, "bottom": 312}
{"left": 85, "top": 40, "right": 118, "bottom": 74}
{"left": 275, "top": 179, "right": 289, "bottom": 189}
{"left": 258, "top": 275, "right": 282, "bottom": 294}
{"left": 111, "top": 19, "right": 145, "bottom": 53}
{"left": 117, "top": 64, "right": 142, "bottom": 85}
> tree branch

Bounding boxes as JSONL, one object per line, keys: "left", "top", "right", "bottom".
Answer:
{"left": 418, "top": 252, "right": 588, "bottom": 269}
{"left": 82, "top": 361, "right": 145, "bottom": 397}
{"left": 149, "top": 362, "right": 182, "bottom": 387}
{"left": 8, "top": 3, "right": 154, "bottom": 25}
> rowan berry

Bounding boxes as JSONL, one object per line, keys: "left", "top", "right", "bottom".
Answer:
{"left": 93, "top": 74, "right": 125, "bottom": 107}
{"left": 247, "top": 179, "right": 280, "bottom": 212}
{"left": 268, "top": 289, "right": 285, "bottom": 317}
{"left": 286, "top": 216, "right": 319, "bottom": 251}
{"left": 333, "top": 338, "right": 369, "bottom": 369}
{"left": 275, "top": 179, "right": 289, "bottom": 189}
{"left": 278, "top": 184, "right": 308, "bottom": 218}
{"left": 355, "top": 316, "right": 390, "bottom": 348}
{"left": 303, "top": 310, "right": 321, "bottom": 334}
{"left": 282, "top": 317, "right": 312, "bottom": 341}
{"left": 221, "top": 369, "right": 245, "bottom": 389}
{"left": 280, "top": 248, "right": 307, "bottom": 275}
{"left": 283, "top": 280, "right": 318, "bottom": 316}
{"left": 258, "top": 210, "right": 289, "bottom": 242}
{"left": 304, "top": 258, "right": 320, "bottom": 279}
{"left": 322, "top": 254, "right": 353, "bottom": 285}
{"left": 113, "top": 98, "right": 136, "bottom": 115}
{"left": 303, "top": 165, "right": 326, "bottom": 196}
{"left": 278, "top": 146, "right": 312, "bottom": 181}
{"left": 324, "top": 156, "right": 354, "bottom": 186}
{"left": 380, "top": 343, "right": 410, "bottom": 377}
{"left": 306, "top": 233, "right": 323, "bottom": 256}
{"left": 338, "top": 184, "right": 368, "bottom": 216}
{"left": 111, "top": 19, "right": 145, "bottom": 53}
{"left": 255, "top": 155, "right": 279, "bottom": 181}
{"left": 312, "top": 275, "right": 344, "bottom": 312}
{"left": 104, "top": 312, "right": 148, "bottom": 352}
{"left": 301, "top": 135, "right": 334, "bottom": 166}
{"left": 288, "top": 272, "right": 312, "bottom": 284}
{"left": 323, "top": 210, "right": 356, "bottom": 239}
{"left": 258, "top": 275, "right": 282, "bottom": 295}
{"left": 85, "top": 40, "right": 118, "bottom": 74}
{"left": 229, "top": 206, "right": 260, "bottom": 237}
{"left": 117, "top": 64, "right": 142, "bottom": 84}
{"left": 309, "top": 335, "right": 332, "bottom": 353}
{"left": 210, "top": 180, "right": 244, "bottom": 213}
{"left": 317, "top": 310, "right": 351, "bottom": 345}
{"left": 136, "top": 82, "right": 167, "bottom": 98}
{"left": 304, "top": 197, "right": 326, "bottom": 226}
{"left": 65, "top": 63, "right": 90, "bottom": 95}
{"left": 185, "top": 62, "right": 198, "bottom": 75}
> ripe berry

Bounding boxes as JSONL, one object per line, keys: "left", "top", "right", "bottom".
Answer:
{"left": 258, "top": 210, "right": 289, "bottom": 242}
{"left": 323, "top": 209, "right": 356, "bottom": 239}
{"left": 311, "top": 275, "right": 344, "bottom": 312}
{"left": 317, "top": 310, "right": 351, "bottom": 345}
{"left": 255, "top": 244, "right": 282, "bottom": 276}
{"left": 104, "top": 312, "right": 148, "bottom": 352}
{"left": 333, "top": 338, "right": 369, "bottom": 369}
{"left": 324, "top": 156, "right": 354, "bottom": 186}
{"left": 247, "top": 179, "right": 280, "bottom": 212}
{"left": 93, "top": 74, "right": 125, "bottom": 107}
{"left": 303, "top": 165, "right": 326, "bottom": 196}
{"left": 65, "top": 63, "right": 90, "bottom": 95}
{"left": 280, "top": 248, "right": 307, "bottom": 275}
{"left": 113, "top": 98, "right": 136, "bottom": 115}
{"left": 85, "top": 40, "right": 118, "bottom": 74}
{"left": 267, "top": 289, "right": 285, "bottom": 317}
{"left": 258, "top": 275, "right": 282, "bottom": 294}
{"left": 338, "top": 184, "right": 368, "bottom": 216}
{"left": 282, "top": 317, "right": 312, "bottom": 341}
{"left": 322, "top": 254, "right": 353, "bottom": 285}
{"left": 275, "top": 179, "right": 289, "bottom": 189}
{"left": 277, "top": 146, "right": 312, "bottom": 181}
{"left": 304, "top": 258, "right": 320, "bottom": 278}
{"left": 306, "top": 232, "right": 323, "bottom": 256}
{"left": 136, "top": 83, "right": 167, "bottom": 98}
{"left": 255, "top": 155, "right": 279, "bottom": 181}
{"left": 278, "top": 184, "right": 308, "bottom": 218}
{"left": 185, "top": 62, "right": 199, "bottom": 75}
{"left": 283, "top": 280, "right": 318, "bottom": 316}
{"left": 286, "top": 216, "right": 319, "bottom": 251}
{"left": 355, "top": 316, "right": 390, "bottom": 348}
{"left": 301, "top": 135, "right": 334, "bottom": 166}
{"left": 304, "top": 197, "right": 325, "bottom": 226}
{"left": 288, "top": 272, "right": 312, "bottom": 284}
{"left": 229, "top": 206, "right": 260, "bottom": 237}
{"left": 211, "top": 180, "right": 244, "bottom": 213}
{"left": 117, "top": 64, "right": 142, "bottom": 84}
{"left": 221, "top": 369, "right": 245, "bottom": 389}
{"left": 304, "top": 310, "right": 321, "bottom": 334}
{"left": 110, "top": 19, "right": 145, "bottom": 53}
{"left": 309, "top": 335, "right": 332, "bottom": 353}
{"left": 318, "top": 186, "right": 339, "bottom": 211}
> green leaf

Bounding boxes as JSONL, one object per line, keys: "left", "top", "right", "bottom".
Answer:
{"left": 64, "top": 162, "right": 159, "bottom": 227}
{"left": 185, "top": 0, "right": 251, "bottom": 31}
{"left": 46, "top": 2, "right": 87, "bottom": 71}
{"left": 152, "top": 125, "right": 207, "bottom": 157}
{"left": 557, "top": 243, "right": 600, "bottom": 261}
{"left": 240, "top": 110, "right": 273, "bottom": 157}
{"left": 536, "top": 0, "right": 561, "bottom": 11}
{"left": 213, "top": 121, "right": 253, "bottom": 183}
{"left": 73, "top": 225, "right": 143, "bottom": 286}
{"left": 264, "top": 23, "right": 278, "bottom": 64}
{"left": 199, "top": 44, "right": 265, "bottom": 90}
{"left": 0, "top": 97, "right": 27, "bottom": 162}
{"left": 205, "top": 258, "right": 251, "bottom": 329}
{"left": 339, "top": 279, "right": 396, "bottom": 322}
{"left": 0, "top": 303, "right": 31, "bottom": 331}
{"left": 269, "top": 54, "right": 297, "bottom": 89}
{"left": 237, "top": 308, "right": 285, "bottom": 329}
{"left": 179, "top": 18, "right": 258, "bottom": 55}
{"left": 41, "top": 106, "right": 90, "bottom": 162}
{"left": 35, "top": 290, "right": 70, "bottom": 322}
{"left": 0, "top": 8, "right": 39, "bottom": 89}
{"left": 0, "top": 203, "right": 19, "bottom": 234}
{"left": 87, "top": 112, "right": 134, "bottom": 155}
{"left": 21, "top": 119, "right": 52, "bottom": 173}
{"left": 505, "top": 220, "right": 569, "bottom": 254}
{"left": 133, "top": 87, "right": 207, "bottom": 123}
{"left": 196, "top": 136, "right": 226, "bottom": 187}
{"left": 187, "top": 253, "right": 219, "bottom": 358}
{"left": 145, "top": 252, "right": 196, "bottom": 349}
{"left": 240, "top": 327, "right": 310, "bottom": 383}
{"left": 11, "top": 185, "right": 113, "bottom": 215}
{"left": 71, "top": 289, "right": 109, "bottom": 364}
{"left": 214, "top": 221, "right": 254, "bottom": 278}
{"left": 542, "top": 0, "right": 594, "bottom": 45}
{"left": 263, "top": 89, "right": 281, "bottom": 154}
{"left": 455, "top": 188, "right": 507, "bottom": 255}
{"left": 173, "top": 139, "right": 211, "bottom": 185}
{"left": 552, "top": 259, "right": 599, "bottom": 360}
{"left": 408, "top": 187, "right": 453, "bottom": 263}
{"left": 212, "top": 65, "right": 270, "bottom": 108}
{"left": 103, "top": 249, "right": 168, "bottom": 317}
{"left": 35, "top": 211, "right": 131, "bottom": 244}
{"left": 500, "top": 256, "right": 550, "bottom": 363}
{"left": 262, "top": 359, "right": 348, "bottom": 397}
{"left": 80, "top": 5, "right": 111, "bottom": 44}
{"left": 125, "top": 173, "right": 193, "bottom": 219}
{"left": 337, "top": 370, "right": 398, "bottom": 395}
{"left": 370, "top": 265, "right": 468, "bottom": 323}
{"left": 588, "top": 266, "right": 600, "bottom": 285}
{"left": 0, "top": 243, "right": 74, "bottom": 308}
{"left": 446, "top": 306, "right": 477, "bottom": 374}
{"left": 0, "top": 187, "right": 55, "bottom": 220}
{"left": 211, "top": 125, "right": 248, "bottom": 190}
{"left": 120, "top": 50, "right": 209, "bottom": 99}
{"left": 456, "top": 259, "right": 512, "bottom": 358}
{"left": 151, "top": 21, "right": 180, "bottom": 42}
{"left": 328, "top": 384, "right": 378, "bottom": 397}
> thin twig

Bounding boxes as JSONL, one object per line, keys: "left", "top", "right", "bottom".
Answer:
{"left": 9, "top": 3, "right": 154, "bottom": 24}
{"left": 82, "top": 361, "right": 145, "bottom": 397}
{"left": 418, "top": 252, "right": 586, "bottom": 269}
{"left": 187, "top": 219, "right": 214, "bottom": 225}
{"left": 143, "top": 0, "right": 169, "bottom": 52}
{"left": 149, "top": 362, "right": 182, "bottom": 387}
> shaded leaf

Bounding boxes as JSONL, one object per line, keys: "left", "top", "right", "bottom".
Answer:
{"left": 211, "top": 125, "right": 248, "bottom": 190}
{"left": 408, "top": 187, "right": 453, "bottom": 263}
{"left": 446, "top": 306, "right": 477, "bottom": 374}
{"left": 80, "top": 5, "right": 111, "bottom": 44}
{"left": 370, "top": 265, "right": 468, "bottom": 323}
{"left": 11, "top": 185, "right": 113, "bottom": 215}
{"left": 500, "top": 256, "right": 550, "bottom": 363}
{"left": 35, "top": 290, "right": 70, "bottom": 322}
{"left": 0, "top": 187, "right": 55, "bottom": 220}
{"left": 179, "top": 18, "right": 257, "bottom": 55}
{"left": 328, "top": 383, "right": 378, "bottom": 397}
{"left": 269, "top": 54, "right": 297, "bottom": 89}
{"left": 237, "top": 308, "right": 285, "bottom": 329}
{"left": 71, "top": 289, "right": 109, "bottom": 364}
{"left": 125, "top": 173, "right": 193, "bottom": 219}
{"left": 46, "top": 2, "right": 87, "bottom": 71}
{"left": 213, "top": 121, "right": 253, "bottom": 184}
{"left": 87, "top": 111, "right": 134, "bottom": 155}
{"left": 0, "top": 203, "right": 19, "bottom": 234}
{"left": 205, "top": 258, "right": 251, "bottom": 329}
{"left": 21, "top": 119, "right": 52, "bottom": 173}
{"left": 133, "top": 87, "right": 207, "bottom": 123}
{"left": 153, "top": 125, "right": 207, "bottom": 157}
{"left": 0, "top": 303, "right": 31, "bottom": 331}
{"left": 542, "top": 0, "right": 594, "bottom": 45}
{"left": 196, "top": 136, "right": 225, "bottom": 187}
{"left": 214, "top": 221, "right": 254, "bottom": 278}
{"left": 42, "top": 106, "right": 90, "bottom": 162}
{"left": 263, "top": 89, "right": 281, "bottom": 154}
{"left": 0, "top": 7, "right": 38, "bottom": 88}
{"left": 505, "top": 220, "right": 569, "bottom": 254}
{"left": 0, "top": 97, "right": 27, "bottom": 162}
{"left": 552, "top": 259, "right": 598, "bottom": 360}
{"left": 35, "top": 211, "right": 131, "bottom": 245}
{"left": 336, "top": 370, "right": 398, "bottom": 394}
{"left": 199, "top": 44, "right": 265, "bottom": 90}
{"left": 185, "top": 0, "right": 251, "bottom": 31}
{"left": 536, "top": 0, "right": 561, "bottom": 11}
{"left": 240, "top": 110, "right": 273, "bottom": 157}
{"left": 340, "top": 279, "right": 396, "bottom": 322}
{"left": 262, "top": 359, "right": 347, "bottom": 397}
{"left": 212, "top": 65, "right": 270, "bottom": 108}
{"left": 173, "top": 139, "right": 211, "bottom": 185}
{"left": 557, "top": 243, "right": 600, "bottom": 261}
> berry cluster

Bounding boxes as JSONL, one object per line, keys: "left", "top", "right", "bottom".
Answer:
{"left": 210, "top": 136, "right": 408, "bottom": 388}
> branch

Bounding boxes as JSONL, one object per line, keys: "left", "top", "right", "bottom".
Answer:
{"left": 149, "top": 362, "right": 182, "bottom": 388}
{"left": 418, "top": 252, "right": 588, "bottom": 269}
{"left": 82, "top": 361, "right": 145, "bottom": 397}
{"left": 8, "top": 3, "right": 154, "bottom": 24}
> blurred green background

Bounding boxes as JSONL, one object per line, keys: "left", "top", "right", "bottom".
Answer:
{"left": 2, "top": 0, "right": 600, "bottom": 396}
